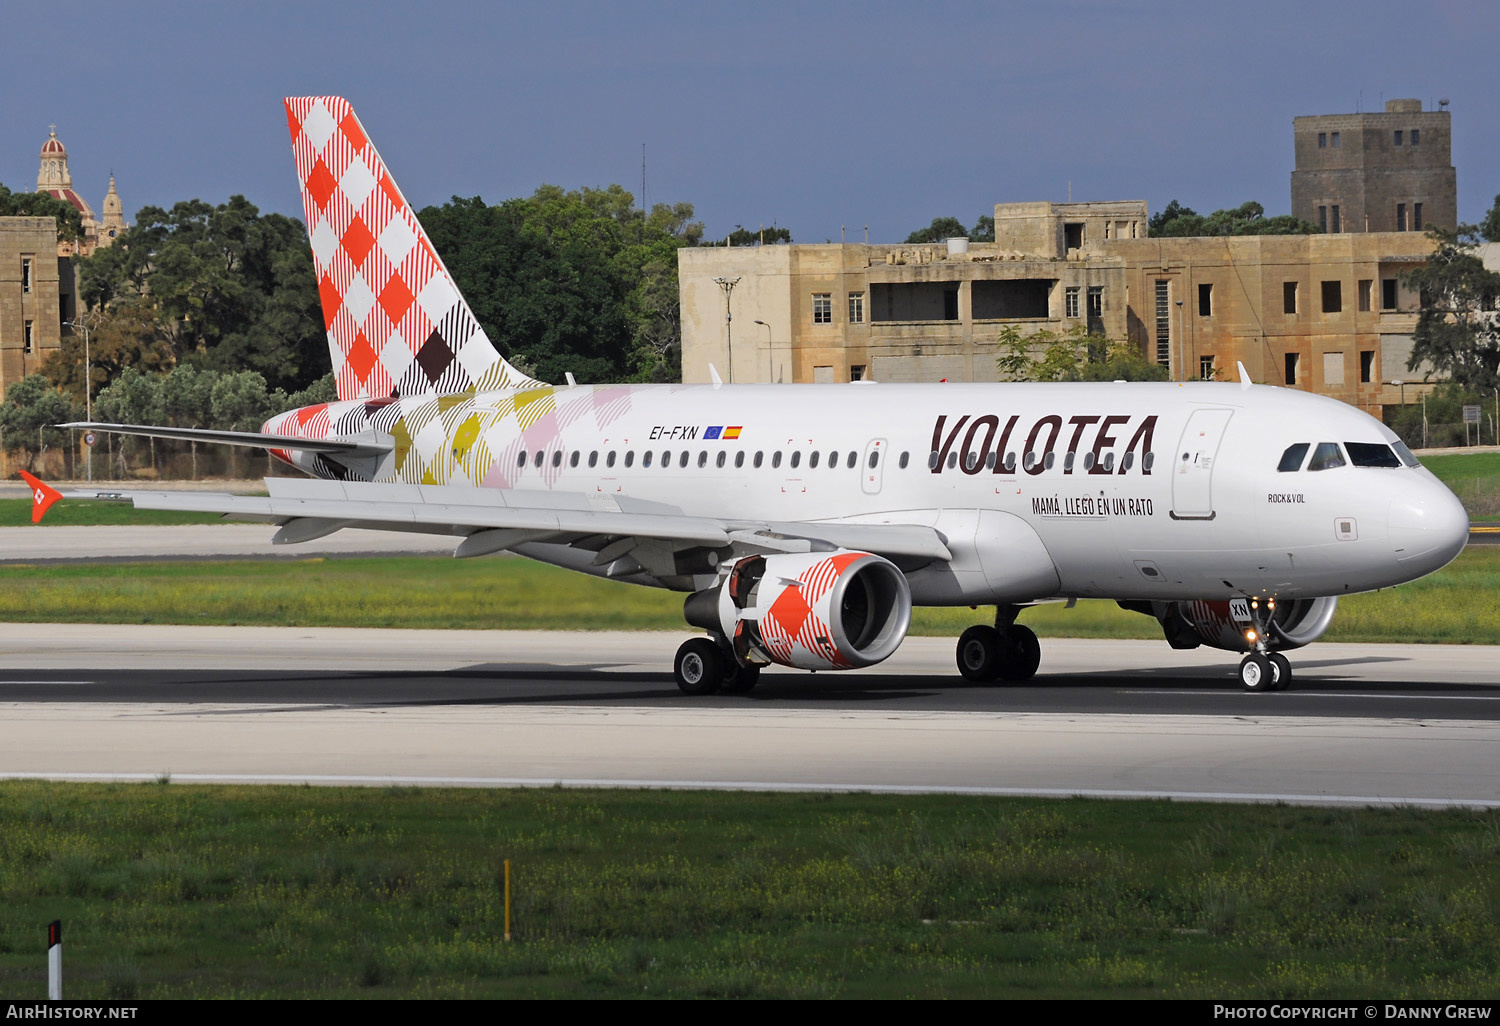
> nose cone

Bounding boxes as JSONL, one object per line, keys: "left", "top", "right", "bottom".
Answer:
{"left": 1389, "top": 484, "right": 1469, "bottom": 577}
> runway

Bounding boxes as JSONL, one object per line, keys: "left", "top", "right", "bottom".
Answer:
{"left": 2, "top": 625, "right": 1497, "bottom": 807}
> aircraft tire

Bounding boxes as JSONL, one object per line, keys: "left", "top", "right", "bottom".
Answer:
{"left": 674, "top": 638, "right": 725, "bottom": 696}
{"left": 1269, "top": 653, "right": 1293, "bottom": 691}
{"left": 999, "top": 625, "right": 1042, "bottom": 682}
{"left": 720, "top": 662, "right": 761, "bottom": 694}
{"left": 956, "top": 626, "right": 1004, "bottom": 682}
{"left": 1239, "top": 653, "right": 1273, "bottom": 692}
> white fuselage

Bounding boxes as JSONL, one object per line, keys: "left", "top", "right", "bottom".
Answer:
{"left": 281, "top": 379, "right": 1469, "bottom": 606}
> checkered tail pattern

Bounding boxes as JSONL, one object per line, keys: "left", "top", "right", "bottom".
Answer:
{"left": 284, "top": 96, "right": 545, "bottom": 403}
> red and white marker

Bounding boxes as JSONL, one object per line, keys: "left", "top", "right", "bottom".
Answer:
{"left": 48, "top": 919, "right": 61, "bottom": 1000}
{"left": 17, "top": 470, "right": 61, "bottom": 524}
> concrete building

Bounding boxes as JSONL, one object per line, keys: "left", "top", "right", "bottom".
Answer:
{"left": 1290, "top": 99, "right": 1456, "bottom": 235}
{"left": 0, "top": 217, "right": 70, "bottom": 398}
{"left": 679, "top": 201, "right": 1140, "bottom": 387}
{"left": 680, "top": 202, "right": 1439, "bottom": 416}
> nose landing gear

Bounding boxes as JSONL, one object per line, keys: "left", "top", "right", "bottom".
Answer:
{"left": 1237, "top": 598, "right": 1293, "bottom": 692}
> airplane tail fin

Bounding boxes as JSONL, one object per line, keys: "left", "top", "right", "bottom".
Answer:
{"left": 284, "top": 96, "right": 544, "bottom": 402}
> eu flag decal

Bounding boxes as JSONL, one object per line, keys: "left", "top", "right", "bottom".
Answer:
{"left": 704, "top": 426, "right": 723, "bottom": 440}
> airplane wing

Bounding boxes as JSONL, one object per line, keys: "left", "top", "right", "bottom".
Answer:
{"left": 50, "top": 476, "right": 954, "bottom": 566}
{"left": 61, "top": 422, "right": 392, "bottom": 458}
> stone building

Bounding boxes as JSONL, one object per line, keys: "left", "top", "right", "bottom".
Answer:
{"left": 680, "top": 201, "right": 1438, "bottom": 416}
{"left": 1108, "top": 231, "right": 1435, "bottom": 412}
{"left": 0, "top": 217, "right": 70, "bottom": 399}
{"left": 679, "top": 201, "right": 1139, "bottom": 387}
{"left": 1290, "top": 99, "right": 1456, "bottom": 235}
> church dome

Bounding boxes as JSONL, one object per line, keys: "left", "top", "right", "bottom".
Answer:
{"left": 40, "top": 129, "right": 66, "bottom": 156}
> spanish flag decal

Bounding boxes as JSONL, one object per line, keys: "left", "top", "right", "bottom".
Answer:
{"left": 723, "top": 426, "right": 743, "bottom": 440}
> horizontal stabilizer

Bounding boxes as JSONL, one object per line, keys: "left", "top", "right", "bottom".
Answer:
{"left": 61, "top": 422, "right": 392, "bottom": 457}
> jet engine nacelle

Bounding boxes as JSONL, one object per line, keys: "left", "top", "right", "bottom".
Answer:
{"left": 685, "top": 550, "right": 912, "bottom": 671}
{"left": 1145, "top": 596, "right": 1339, "bottom": 653}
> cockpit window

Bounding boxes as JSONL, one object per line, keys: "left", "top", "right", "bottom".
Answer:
{"left": 1277, "top": 443, "right": 1309, "bottom": 472}
{"left": 1345, "top": 442, "right": 1402, "bottom": 468}
{"left": 1307, "top": 442, "right": 1346, "bottom": 471}
{"left": 1392, "top": 440, "right": 1420, "bottom": 468}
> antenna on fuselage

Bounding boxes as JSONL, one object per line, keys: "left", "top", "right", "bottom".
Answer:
{"left": 708, "top": 364, "right": 723, "bottom": 389}
{"left": 565, "top": 372, "right": 577, "bottom": 388}
{"left": 1237, "top": 361, "right": 1253, "bottom": 391}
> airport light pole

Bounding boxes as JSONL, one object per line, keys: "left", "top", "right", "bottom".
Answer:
{"left": 62, "top": 314, "right": 97, "bottom": 481}
{"left": 1390, "top": 379, "right": 1406, "bottom": 407}
{"left": 714, "top": 277, "right": 741, "bottom": 383}
{"left": 754, "top": 319, "right": 773, "bottom": 382}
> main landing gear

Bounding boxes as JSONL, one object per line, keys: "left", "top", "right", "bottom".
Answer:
{"left": 673, "top": 636, "right": 761, "bottom": 696}
{"left": 956, "top": 606, "right": 1041, "bottom": 683}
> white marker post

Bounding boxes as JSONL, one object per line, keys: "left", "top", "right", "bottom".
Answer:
{"left": 47, "top": 920, "right": 61, "bottom": 1000}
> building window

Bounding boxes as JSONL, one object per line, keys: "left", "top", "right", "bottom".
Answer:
{"left": 812, "top": 293, "right": 832, "bottom": 324}
{"left": 1394, "top": 130, "right": 1403, "bottom": 146}
{"left": 1154, "top": 280, "right": 1171, "bottom": 367}
{"left": 1318, "top": 132, "right": 1327, "bottom": 148}
{"left": 1331, "top": 131, "right": 1340, "bottom": 147}
{"left": 1200, "top": 356, "right": 1215, "bottom": 380}
{"left": 1382, "top": 278, "right": 1398, "bottom": 310}
{"left": 942, "top": 289, "right": 958, "bottom": 321}
{"left": 1283, "top": 281, "right": 1298, "bottom": 315}
{"left": 1318, "top": 206, "right": 1327, "bottom": 233}
{"left": 1396, "top": 203, "right": 1407, "bottom": 231}
{"left": 1360, "top": 350, "right": 1375, "bottom": 383}
{"left": 1087, "top": 286, "right": 1103, "bottom": 318}
{"left": 1285, "top": 353, "right": 1299, "bottom": 386}
{"left": 24, "top": 320, "right": 34, "bottom": 355}
{"left": 1359, "top": 279, "right": 1372, "bottom": 312}
{"left": 1065, "top": 286, "right": 1080, "bottom": 318}
{"left": 1321, "top": 281, "right": 1342, "bottom": 314}
{"left": 21, "top": 258, "right": 31, "bottom": 294}
{"left": 850, "top": 364, "right": 865, "bottom": 381}
{"left": 1411, "top": 129, "right": 1420, "bottom": 146}
{"left": 1414, "top": 203, "right": 1423, "bottom": 231}
{"left": 1331, "top": 205, "right": 1341, "bottom": 233}
{"left": 1198, "top": 282, "right": 1212, "bottom": 317}
{"left": 848, "top": 292, "right": 864, "bottom": 324}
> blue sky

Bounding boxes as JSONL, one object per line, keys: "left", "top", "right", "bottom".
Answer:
{"left": 5, "top": 1, "right": 1497, "bottom": 242}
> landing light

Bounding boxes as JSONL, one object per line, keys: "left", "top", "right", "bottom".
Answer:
{"left": 1245, "top": 629, "right": 1258, "bottom": 643}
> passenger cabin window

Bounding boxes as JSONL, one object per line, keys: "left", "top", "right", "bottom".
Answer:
{"left": 809, "top": 451, "right": 820, "bottom": 469}
{"left": 1345, "top": 442, "right": 1401, "bottom": 468}
{"left": 734, "top": 451, "right": 745, "bottom": 468}
{"left": 606, "top": 451, "right": 616, "bottom": 467}
{"left": 698, "top": 451, "right": 708, "bottom": 468}
{"left": 589, "top": 451, "right": 599, "bottom": 467}
{"left": 868, "top": 451, "right": 879, "bottom": 468}
{"left": 1277, "top": 443, "right": 1309, "bottom": 472}
{"left": 679, "top": 451, "right": 689, "bottom": 468}
{"left": 643, "top": 451, "right": 654, "bottom": 468}
{"left": 534, "top": 451, "right": 545, "bottom": 468}
{"left": 846, "top": 452, "right": 857, "bottom": 469}
{"left": 790, "top": 451, "right": 801, "bottom": 469}
{"left": 1307, "top": 442, "right": 1346, "bottom": 471}
{"left": 570, "top": 451, "right": 580, "bottom": 467}
{"left": 517, "top": 452, "right": 527, "bottom": 468}
{"left": 754, "top": 451, "right": 764, "bottom": 468}
{"left": 624, "top": 451, "right": 634, "bottom": 467}
{"left": 716, "top": 451, "right": 726, "bottom": 468}
{"left": 900, "top": 452, "right": 910, "bottom": 469}
{"left": 771, "top": 452, "right": 782, "bottom": 469}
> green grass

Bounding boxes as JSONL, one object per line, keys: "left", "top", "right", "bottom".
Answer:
{"left": 0, "top": 549, "right": 1496, "bottom": 643}
{"left": 0, "top": 783, "right": 1496, "bottom": 998}
{"left": 0, "top": 498, "right": 228, "bottom": 528}
{"left": 1420, "top": 452, "right": 1500, "bottom": 521}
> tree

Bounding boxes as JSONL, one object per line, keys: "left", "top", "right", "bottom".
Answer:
{"left": 76, "top": 196, "right": 326, "bottom": 392}
{"left": 904, "top": 217, "right": 969, "bottom": 244}
{"left": 1481, "top": 193, "right": 1500, "bottom": 244}
{"left": 0, "top": 375, "right": 76, "bottom": 472}
{"left": 970, "top": 215, "right": 995, "bottom": 243}
{"left": 42, "top": 299, "right": 175, "bottom": 407}
{"left": 1149, "top": 200, "right": 1320, "bottom": 237}
{"left": 420, "top": 184, "right": 704, "bottom": 383}
{"left": 1403, "top": 226, "right": 1500, "bottom": 392}
{"left": 0, "top": 182, "right": 84, "bottom": 242}
{"left": 726, "top": 226, "right": 791, "bottom": 246}
{"left": 997, "top": 325, "right": 1168, "bottom": 382}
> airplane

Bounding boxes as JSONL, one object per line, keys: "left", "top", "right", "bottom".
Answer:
{"left": 35, "top": 95, "right": 1470, "bottom": 695}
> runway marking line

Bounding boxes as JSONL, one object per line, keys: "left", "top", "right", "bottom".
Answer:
{"left": 1125, "top": 690, "right": 1500, "bottom": 701}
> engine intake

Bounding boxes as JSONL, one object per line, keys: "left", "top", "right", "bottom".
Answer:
{"left": 1132, "top": 596, "right": 1339, "bottom": 653}
{"left": 685, "top": 550, "right": 912, "bottom": 670}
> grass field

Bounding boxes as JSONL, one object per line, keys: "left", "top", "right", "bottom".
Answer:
{"left": 1420, "top": 452, "right": 1500, "bottom": 521}
{"left": 0, "top": 548, "right": 1495, "bottom": 644}
{"left": 0, "top": 783, "right": 1496, "bottom": 999}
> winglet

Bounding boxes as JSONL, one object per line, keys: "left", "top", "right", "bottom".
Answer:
{"left": 1237, "top": 361, "right": 1252, "bottom": 391}
{"left": 18, "top": 470, "right": 62, "bottom": 524}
